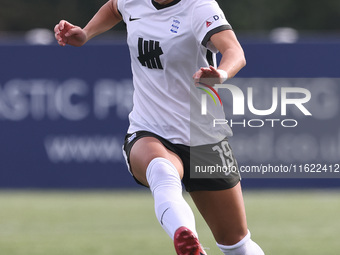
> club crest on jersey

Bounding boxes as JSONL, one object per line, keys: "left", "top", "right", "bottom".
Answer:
{"left": 206, "top": 14, "right": 225, "bottom": 28}
{"left": 170, "top": 19, "right": 181, "bottom": 34}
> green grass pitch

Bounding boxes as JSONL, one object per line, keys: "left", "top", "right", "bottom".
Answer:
{"left": 0, "top": 189, "right": 339, "bottom": 255}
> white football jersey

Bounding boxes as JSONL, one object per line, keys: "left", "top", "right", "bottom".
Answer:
{"left": 117, "top": 0, "right": 233, "bottom": 146}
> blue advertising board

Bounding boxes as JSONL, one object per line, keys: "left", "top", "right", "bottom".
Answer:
{"left": 0, "top": 41, "right": 339, "bottom": 188}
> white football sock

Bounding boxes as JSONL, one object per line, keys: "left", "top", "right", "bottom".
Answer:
{"left": 217, "top": 230, "right": 265, "bottom": 255}
{"left": 146, "top": 157, "right": 197, "bottom": 239}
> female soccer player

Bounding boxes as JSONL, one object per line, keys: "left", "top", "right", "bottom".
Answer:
{"left": 55, "top": 0, "right": 265, "bottom": 254}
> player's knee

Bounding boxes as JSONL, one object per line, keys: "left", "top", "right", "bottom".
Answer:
{"left": 219, "top": 235, "right": 247, "bottom": 247}
{"left": 215, "top": 226, "right": 248, "bottom": 246}
{"left": 146, "top": 157, "right": 181, "bottom": 191}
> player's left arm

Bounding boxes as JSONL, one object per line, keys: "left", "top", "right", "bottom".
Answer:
{"left": 211, "top": 29, "right": 246, "bottom": 78}
{"left": 194, "top": 30, "right": 246, "bottom": 81}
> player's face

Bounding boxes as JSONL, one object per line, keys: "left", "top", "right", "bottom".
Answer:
{"left": 153, "top": 0, "right": 175, "bottom": 5}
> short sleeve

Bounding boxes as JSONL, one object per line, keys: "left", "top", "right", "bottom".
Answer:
{"left": 117, "top": 0, "right": 126, "bottom": 22}
{"left": 192, "top": 0, "right": 232, "bottom": 52}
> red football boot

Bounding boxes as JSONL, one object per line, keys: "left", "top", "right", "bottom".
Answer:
{"left": 174, "top": 227, "right": 207, "bottom": 255}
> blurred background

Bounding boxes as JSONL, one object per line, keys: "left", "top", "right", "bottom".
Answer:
{"left": 0, "top": 0, "right": 339, "bottom": 254}
{"left": 1, "top": 0, "right": 340, "bottom": 43}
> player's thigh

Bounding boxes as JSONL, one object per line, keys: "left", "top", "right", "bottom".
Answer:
{"left": 129, "top": 136, "right": 184, "bottom": 186}
{"left": 189, "top": 182, "right": 248, "bottom": 245}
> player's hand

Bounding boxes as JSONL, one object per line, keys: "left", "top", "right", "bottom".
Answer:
{"left": 54, "top": 20, "right": 87, "bottom": 47}
{"left": 193, "top": 66, "right": 228, "bottom": 86}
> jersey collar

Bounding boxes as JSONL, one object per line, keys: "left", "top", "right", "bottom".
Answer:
{"left": 152, "top": 0, "right": 181, "bottom": 10}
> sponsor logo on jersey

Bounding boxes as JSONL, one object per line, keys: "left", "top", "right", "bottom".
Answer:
{"left": 137, "top": 37, "right": 164, "bottom": 70}
{"left": 206, "top": 20, "right": 213, "bottom": 28}
{"left": 170, "top": 19, "right": 181, "bottom": 34}
{"left": 206, "top": 14, "right": 225, "bottom": 28}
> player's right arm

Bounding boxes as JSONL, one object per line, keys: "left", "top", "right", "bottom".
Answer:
{"left": 54, "top": 0, "right": 122, "bottom": 47}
